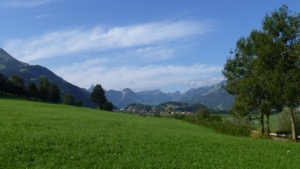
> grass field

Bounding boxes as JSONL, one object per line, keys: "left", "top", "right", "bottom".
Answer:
{"left": 1, "top": 98, "right": 300, "bottom": 168}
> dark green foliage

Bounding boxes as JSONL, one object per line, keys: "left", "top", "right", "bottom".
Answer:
{"left": 27, "top": 83, "right": 38, "bottom": 98}
{"left": 38, "top": 77, "right": 50, "bottom": 101}
{"left": 7, "top": 75, "right": 26, "bottom": 96}
{"left": 0, "top": 73, "right": 6, "bottom": 92}
{"left": 275, "top": 110, "right": 300, "bottom": 134}
{"left": 91, "top": 84, "right": 112, "bottom": 111}
{"left": 48, "top": 83, "right": 60, "bottom": 103}
{"left": 0, "top": 75, "right": 62, "bottom": 104}
{"left": 174, "top": 113, "right": 185, "bottom": 120}
{"left": 38, "top": 77, "right": 62, "bottom": 103}
{"left": 189, "top": 103, "right": 208, "bottom": 112}
{"left": 196, "top": 108, "right": 211, "bottom": 121}
{"left": 102, "top": 101, "right": 114, "bottom": 111}
{"left": 63, "top": 94, "right": 83, "bottom": 107}
{"left": 154, "top": 101, "right": 208, "bottom": 113}
{"left": 181, "top": 108, "right": 252, "bottom": 137}
{"left": 63, "top": 94, "right": 76, "bottom": 105}
{"left": 213, "top": 120, "right": 252, "bottom": 137}
{"left": 223, "top": 5, "right": 300, "bottom": 139}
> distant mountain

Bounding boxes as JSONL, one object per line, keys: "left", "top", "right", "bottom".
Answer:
{"left": 175, "top": 81, "right": 234, "bottom": 110}
{"left": 105, "top": 88, "right": 140, "bottom": 109}
{"left": 87, "top": 85, "right": 95, "bottom": 93}
{"left": 0, "top": 48, "right": 94, "bottom": 108}
{"left": 104, "top": 81, "right": 234, "bottom": 110}
{"left": 136, "top": 90, "right": 173, "bottom": 105}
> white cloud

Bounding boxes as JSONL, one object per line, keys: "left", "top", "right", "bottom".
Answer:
{"left": 2, "top": 20, "right": 221, "bottom": 92}
{"left": 135, "top": 46, "right": 175, "bottom": 60}
{"left": 0, "top": 0, "right": 53, "bottom": 8}
{"left": 36, "top": 13, "right": 54, "bottom": 19}
{"left": 54, "top": 60, "right": 223, "bottom": 92}
{"left": 3, "top": 21, "right": 211, "bottom": 62}
{"left": 184, "top": 77, "right": 225, "bottom": 88}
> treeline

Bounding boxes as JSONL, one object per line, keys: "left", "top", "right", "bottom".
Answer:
{"left": 0, "top": 73, "right": 82, "bottom": 106}
{"left": 0, "top": 74, "right": 60, "bottom": 103}
{"left": 123, "top": 101, "right": 226, "bottom": 115}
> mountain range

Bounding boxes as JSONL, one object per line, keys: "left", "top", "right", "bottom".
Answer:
{"left": 104, "top": 81, "right": 234, "bottom": 110}
{"left": 0, "top": 48, "right": 234, "bottom": 110}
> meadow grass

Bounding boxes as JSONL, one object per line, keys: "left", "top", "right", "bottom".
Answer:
{"left": 1, "top": 98, "right": 300, "bottom": 168}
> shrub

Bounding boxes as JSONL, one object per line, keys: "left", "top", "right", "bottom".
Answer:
{"left": 213, "top": 120, "right": 252, "bottom": 137}
{"left": 174, "top": 113, "right": 185, "bottom": 120}
{"left": 183, "top": 115, "right": 253, "bottom": 137}
{"left": 275, "top": 109, "right": 300, "bottom": 134}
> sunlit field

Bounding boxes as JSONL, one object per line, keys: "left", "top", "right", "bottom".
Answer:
{"left": 1, "top": 98, "right": 300, "bottom": 168}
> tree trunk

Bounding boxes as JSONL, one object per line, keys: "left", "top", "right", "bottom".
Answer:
{"left": 266, "top": 113, "right": 270, "bottom": 136}
{"left": 260, "top": 111, "right": 264, "bottom": 135}
{"left": 288, "top": 108, "right": 297, "bottom": 142}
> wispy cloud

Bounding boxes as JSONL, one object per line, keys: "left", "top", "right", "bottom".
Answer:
{"left": 184, "top": 77, "right": 225, "bottom": 88}
{"left": 36, "top": 13, "right": 54, "bottom": 19}
{"left": 3, "top": 21, "right": 211, "bottom": 62}
{"left": 0, "top": 0, "right": 53, "bottom": 8}
{"left": 2, "top": 20, "right": 222, "bottom": 91}
{"left": 54, "top": 60, "right": 223, "bottom": 92}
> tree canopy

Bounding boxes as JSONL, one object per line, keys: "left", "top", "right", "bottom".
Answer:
{"left": 223, "top": 5, "right": 300, "bottom": 141}
{"left": 91, "top": 84, "right": 113, "bottom": 111}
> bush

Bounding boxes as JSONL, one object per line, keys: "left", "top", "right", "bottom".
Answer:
{"left": 275, "top": 109, "right": 300, "bottom": 134}
{"left": 174, "top": 113, "right": 185, "bottom": 120}
{"left": 213, "top": 120, "right": 252, "bottom": 137}
{"left": 183, "top": 115, "right": 253, "bottom": 137}
{"left": 153, "top": 113, "right": 161, "bottom": 118}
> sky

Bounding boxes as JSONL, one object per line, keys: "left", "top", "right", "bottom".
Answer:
{"left": 0, "top": 0, "right": 299, "bottom": 93}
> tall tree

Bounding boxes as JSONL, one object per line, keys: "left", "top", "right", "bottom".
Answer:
{"left": 63, "top": 94, "right": 76, "bottom": 105}
{"left": 223, "top": 5, "right": 300, "bottom": 139}
{"left": 48, "top": 83, "right": 61, "bottom": 103}
{"left": 27, "top": 83, "right": 38, "bottom": 98}
{"left": 223, "top": 36, "right": 270, "bottom": 134}
{"left": 262, "top": 5, "right": 300, "bottom": 141}
{"left": 38, "top": 77, "right": 50, "bottom": 101}
{"left": 91, "top": 84, "right": 110, "bottom": 110}
{"left": 7, "top": 75, "right": 26, "bottom": 96}
{"left": 0, "top": 73, "right": 6, "bottom": 93}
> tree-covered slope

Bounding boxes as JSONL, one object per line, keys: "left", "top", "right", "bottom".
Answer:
{"left": 0, "top": 48, "right": 93, "bottom": 107}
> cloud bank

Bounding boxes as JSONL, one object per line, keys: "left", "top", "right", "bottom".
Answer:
{"left": 54, "top": 61, "right": 223, "bottom": 92}
{"left": 4, "top": 21, "right": 210, "bottom": 62}
{"left": 2, "top": 20, "right": 223, "bottom": 92}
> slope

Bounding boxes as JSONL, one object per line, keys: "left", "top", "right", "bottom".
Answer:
{"left": 0, "top": 98, "right": 299, "bottom": 168}
{"left": 0, "top": 48, "right": 93, "bottom": 107}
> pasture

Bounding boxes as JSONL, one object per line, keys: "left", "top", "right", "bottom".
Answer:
{"left": 1, "top": 98, "right": 300, "bottom": 168}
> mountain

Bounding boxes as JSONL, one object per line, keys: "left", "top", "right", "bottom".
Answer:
{"left": 175, "top": 81, "right": 234, "bottom": 110}
{"left": 104, "top": 81, "right": 234, "bottom": 110}
{"left": 105, "top": 88, "right": 140, "bottom": 109}
{"left": 136, "top": 90, "right": 173, "bottom": 105}
{"left": 0, "top": 48, "right": 94, "bottom": 108}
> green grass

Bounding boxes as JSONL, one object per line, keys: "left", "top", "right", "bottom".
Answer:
{"left": 1, "top": 98, "right": 300, "bottom": 168}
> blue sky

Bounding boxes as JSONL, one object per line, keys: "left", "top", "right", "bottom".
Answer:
{"left": 0, "top": 0, "right": 299, "bottom": 92}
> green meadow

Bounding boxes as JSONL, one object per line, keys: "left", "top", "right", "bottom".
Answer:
{"left": 1, "top": 98, "right": 300, "bottom": 168}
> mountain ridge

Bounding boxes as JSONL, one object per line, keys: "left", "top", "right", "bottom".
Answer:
{"left": 0, "top": 48, "right": 94, "bottom": 108}
{"left": 104, "top": 80, "right": 234, "bottom": 110}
